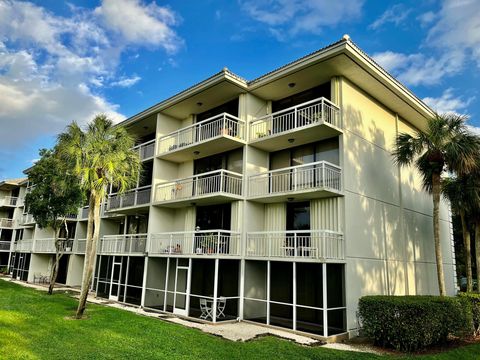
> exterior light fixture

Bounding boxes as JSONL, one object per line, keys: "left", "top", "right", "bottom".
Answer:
{"left": 196, "top": 102, "right": 203, "bottom": 106}
{"left": 288, "top": 138, "right": 295, "bottom": 143}
{"left": 288, "top": 82, "right": 296, "bottom": 88}
{"left": 287, "top": 197, "right": 294, "bottom": 202}
{"left": 193, "top": 151, "right": 200, "bottom": 155}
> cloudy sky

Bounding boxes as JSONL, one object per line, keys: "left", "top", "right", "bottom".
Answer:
{"left": 1, "top": 0, "right": 479, "bottom": 179}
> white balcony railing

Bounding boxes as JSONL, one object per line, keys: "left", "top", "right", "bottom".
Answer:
{"left": 158, "top": 113, "right": 245, "bottom": 154}
{"left": 249, "top": 97, "right": 341, "bottom": 141}
{"left": 0, "top": 241, "right": 11, "bottom": 251}
{"left": 149, "top": 230, "right": 241, "bottom": 256}
{"left": 134, "top": 139, "right": 155, "bottom": 160}
{"left": 99, "top": 234, "right": 147, "bottom": 255}
{"left": 0, "top": 218, "right": 14, "bottom": 228}
{"left": 33, "top": 238, "right": 74, "bottom": 253}
{"left": 73, "top": 239, "right": 86, "bottom": 254}
{"left": 20, "top": 213, "right": 35, "bottom": 225}
{"left": 249, "top": 161, "right": 342, "bottom": 197}
{"left": 14, "top": 240, "right": 33, "bottom": 252}
{"left": 107, "top": 185, "right": 151, "bottom": 211}
{"left": 0, "top": 196, "right": 20, "bottom": 207}
{"left": 155, "top": 170, "right": 243, "bottom": 203}
{"left": 246, "top": 230, "right": 344, "bottom": 260}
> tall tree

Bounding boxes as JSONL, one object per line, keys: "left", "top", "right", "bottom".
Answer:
{"left": 57, "top": 115, "right": 141, "bottom": 319}
{"left": 24, "top": 148, "right": 83, "bottom": 294}
{"left": 443, "top": 176, "right": 475, "bottom": 292}
{"left": 393, "top": 113, "right": 480, "bottom": 295}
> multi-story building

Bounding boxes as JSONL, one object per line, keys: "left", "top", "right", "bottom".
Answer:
{"left": 9, "top": 36, "right": 456, "bottom": 340}
{"left": 0, "top": 178, "right": 27, "bottom": 270}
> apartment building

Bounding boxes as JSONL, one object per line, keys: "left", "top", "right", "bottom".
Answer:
{"left": 9, "top": 36, "right": 456, "bottom": 340}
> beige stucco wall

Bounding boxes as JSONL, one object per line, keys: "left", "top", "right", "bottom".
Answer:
{"left": 341, "top": 77, "right": 456, "bottom": 332}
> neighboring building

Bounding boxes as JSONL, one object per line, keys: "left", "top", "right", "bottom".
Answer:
{"left": 9, "top": 36, "right": 456, "bottom": 340}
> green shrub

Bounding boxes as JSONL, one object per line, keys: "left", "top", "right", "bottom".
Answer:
{"left": 458, "top": 292, "right": 480, "bottom": 336}
{"left": 358, "top": 295, "right": 471, "bottom": 352}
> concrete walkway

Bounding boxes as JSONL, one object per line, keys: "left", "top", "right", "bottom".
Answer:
{"left": 2, "top": 277, "right": 382, "bottom": 354}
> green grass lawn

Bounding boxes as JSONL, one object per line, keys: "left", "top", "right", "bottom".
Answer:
{"left": 1, "top": 280, "right": 479, "bottom": 360}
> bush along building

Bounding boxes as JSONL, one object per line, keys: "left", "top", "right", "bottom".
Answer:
{"left": 8, "top": 36, "right": 456, "bottom": 341}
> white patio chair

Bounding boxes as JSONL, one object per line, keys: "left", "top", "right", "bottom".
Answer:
{"left": 199, "top": 298, "right": 213, "bottom": 320}
{"left": 217, "top": 297, "right": 226, "bottom": 318}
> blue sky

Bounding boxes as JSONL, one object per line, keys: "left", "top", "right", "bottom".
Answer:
{"left": 1, "top": 0, "right": 479, "bottom": 179}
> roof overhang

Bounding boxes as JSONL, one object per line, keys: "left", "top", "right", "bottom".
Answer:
{"left": 249, "top": 40, "right": 433, "bottom": 131}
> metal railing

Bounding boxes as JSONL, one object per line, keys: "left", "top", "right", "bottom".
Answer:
{"left": 158, "top": 113, "right": 245, "bottom": 154}
{"left": 149, "top": 230, "right": 241, "bottom": 256}
{"left": 107, "top": 185, "right": 151, "bottom": 211}
{"left": 0, "top": 196, "right": 20, "bottom": 207}
{"left": 14, "top": 240, "right": 33, "bottom": 252}
{"left": 33, "top": 238, "right": 74, "bottom": 253}
{"left": 134, "top": 139, "right": 155, "bottom": 160}
{"left": 249, "top": 97, "right": 341, "bottom": 141}
{"left": 73, "top": 239, "right": 86, "bottom": 254}
{"left": 20, "top": 213, "right": 35, "bottom": 225}
{"left": 246, "top": 230, "right": 344, "bottom": 260}
{"left": 0, "top": 241, "right": 11, "bottom": 251}
{"left": 249, "top": 161, "right": 341, "bottom": 197}
{"left": 0, "top": 218, "right": 14, "bottom": 228}
{"left": 99, "top": 234, "right": 147, "bottom": 254}
{"left": 155, "top": 169, "right": 243, "bottom": 203}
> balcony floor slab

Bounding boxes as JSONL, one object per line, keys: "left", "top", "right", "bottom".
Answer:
{"left": 249, "top": 123, "right": 341, "bottom": 152}
{"left": 248, "top": 188, "right": 343, "bottom": 203}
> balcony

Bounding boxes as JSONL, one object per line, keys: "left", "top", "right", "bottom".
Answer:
{"left": 106, "top": 185, "right": 151, "bottom": 212}
{"left": 78, "top": 206, "right": 89, "bottom": 220}
{"left": 0, "top": 196, "right": 20, "bottom": 207}
{"left": 149, "top": 230, "right": 241, "bottom": 257}
{"left": 0, "top": 241, "right": 11, "bottom": 251}
{"left": 134, "top": 139, "right": 155, "bottom": 161}
{"left": 20, "top": 213, "right": 35, "bottom": 226}
{"left": 246, "top": 230, "right": 344, "bottom": 261}
{"left": 249, "top": 97, "right": 341, "bottom": 151}
{"left": 98, "top": 234, "right": 147, "bottom": 255}
{"left": 157, "top": 113, "right": 246, "bottom": 162}
{"left": 14, "top": 240, "right": 33, "bottom": 252}
{"left": 0, "top": 218, "right": 14, "bottom": 228}
{"left": 33, "top": 238, "right": 74, "bottom": 253}
{"left": 248, "top": 161, "right": 342, "bottom": 202}
{"left": 73, "top": 239, "right": 86, "bottom": 254}
{"left": 154, "top": 170, "right": 243, "bottom": 207}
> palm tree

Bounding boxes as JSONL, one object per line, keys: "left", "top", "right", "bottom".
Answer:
{"left": 57, "top": 115, "right": 141, "bottom": 318}
{"left": 443, "top": 176, "right": 476, "bottom": 292}
{"left": 393, "top": 113, "right": 480, "bottom": 295}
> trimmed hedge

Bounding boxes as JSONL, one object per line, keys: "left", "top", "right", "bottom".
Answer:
{"left": 458, "top": 292, "right": 480, "bottom": 336}
{"left": 358, "top": 296, "right": 471, "bottom": 352}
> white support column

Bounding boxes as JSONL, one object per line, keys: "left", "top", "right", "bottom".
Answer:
{"left": 140, "top": 256, "right": 149, "bottom": 308}
{"left": 185, "top": 258, "right": 192, "bottom": 316}
{"left": 323, "top": 262, "right": 328, "bottom": 337}
{"left": 266, "top": 260, "right": 270, "bottom": 325}
{"left": 163, "top": 258, "right": 170, "bottom": 312}
{"left": 239, "top": 258, "right": 245, "bottom": 320}
{"left": 293, "top": 262, "right": 297, "bottom": 331}
{"left": 213, "top": 258, "right": 219, "bottom": 323}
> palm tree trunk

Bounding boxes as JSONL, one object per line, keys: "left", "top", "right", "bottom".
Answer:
{"left": 48, "top": 227, "right": 61, "bottom": 295}
{"left": 476, "top": 221, "right": 480, "bottom": 293}
{"left": 460, "top": 211, "right": 473, "bottom": 292}
{"left": 432, "top": 172, "right": 446, "bottom": 296}
{"left": 75, "top": 194, "right": 98, "bottom": 319}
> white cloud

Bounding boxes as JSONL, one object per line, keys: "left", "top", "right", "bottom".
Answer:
{"left": 94, "top": 0, "right": 182, "bottom": 53}
{"left": 0, "top": 0, "right": 182, "bottom": 148}
{"left": 241, "top": 0, "right": 364, "bottom": 37}
{"left": 374, "top": 1, "right": 480, "bottom": 87}
{"left": 427, "top": 0, "right": 480, "bottom": 60}
{"left": 369, "top": 4, "right": 412, "bottom": 30}
{"left": 110, "top": 75, "right": 141, "bottom": 88}
{"left": 373, "top": 50, "right": 464, "bottom": 86}
{"left": 422, "top": 88, "right": 474, "bottom": 114}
